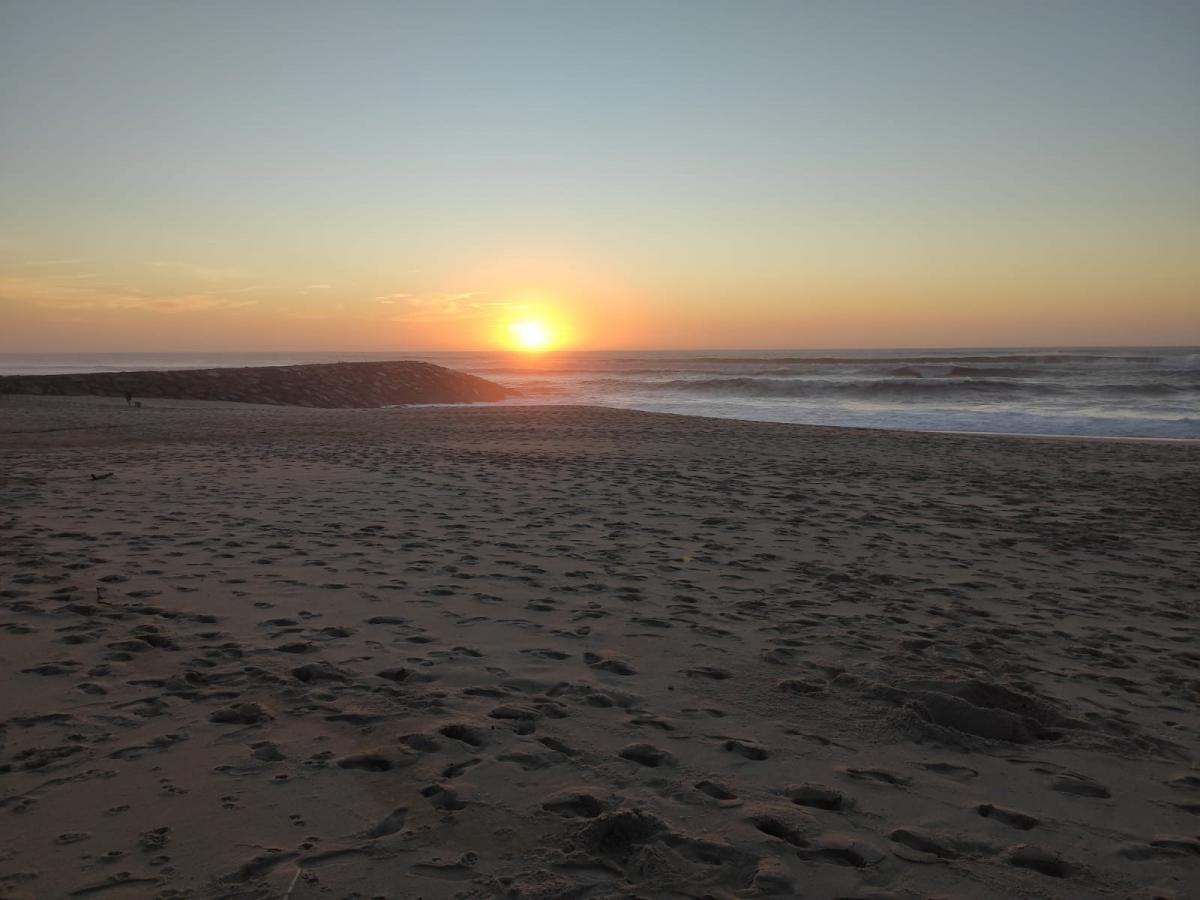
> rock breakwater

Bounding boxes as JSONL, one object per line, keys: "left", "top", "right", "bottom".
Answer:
{"left": 0, "top": 360, "right": 516, "bottom": 408}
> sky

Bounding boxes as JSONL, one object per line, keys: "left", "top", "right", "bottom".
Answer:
{"left": 1, "top": 0, "right": 1198, "bottom": 352}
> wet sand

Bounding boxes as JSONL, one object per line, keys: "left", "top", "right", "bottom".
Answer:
{"left": 1, "top": 396, "right": 1197, "bottom": 899}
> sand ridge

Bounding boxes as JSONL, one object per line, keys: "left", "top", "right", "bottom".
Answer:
{"left": 0, "top": 396, "right": 1197, "bottom": 898}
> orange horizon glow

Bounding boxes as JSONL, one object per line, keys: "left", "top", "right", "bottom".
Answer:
{"left": 4, "top": 232, "right": 1199, "bottom": 353}
{"left": 4, "top": 273, "right": 1199, "bottom": 353}
{"left": 2, "top": 243, "right": 1198, "bottom": 354}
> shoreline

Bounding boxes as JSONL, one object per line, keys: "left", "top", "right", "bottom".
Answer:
{"left": 4, "top": 345, "right": 1196, "bottom": 442}
{"left": 5, "top": 393, "right": 1199, "bottom": 446}
{"left": 487, "top": 398, "right": 1200, "bottom": 445}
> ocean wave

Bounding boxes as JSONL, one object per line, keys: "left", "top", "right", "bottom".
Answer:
{"left": 1092, "top": 382, "right": 1195, "bottom": 397}
{"left": 578, "top": 376, "right": 1059, "bottom": 400}
{"left": 657, "top": 353, "right": 1166, "bottom": 366}
{"left": 470, "top": 354, "right": 1188, "bottom": 380}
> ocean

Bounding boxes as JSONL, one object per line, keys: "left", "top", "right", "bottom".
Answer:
{"left": 2, "top": 347, "right": 1198, "bottom": 439}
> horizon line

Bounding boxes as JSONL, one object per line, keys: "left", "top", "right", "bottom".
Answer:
{"left": 1, "top": 343, "right": 1198, "bottom": 355}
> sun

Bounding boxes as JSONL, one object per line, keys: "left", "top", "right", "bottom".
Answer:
{"left": 508, "top": 319, "right": 554, "bottom": 351}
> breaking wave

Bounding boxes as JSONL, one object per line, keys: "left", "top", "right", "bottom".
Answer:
{"left": 585, "top": 376, "right": 1058, "bottom": 400}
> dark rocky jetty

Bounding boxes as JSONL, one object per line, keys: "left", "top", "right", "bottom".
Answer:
{"left": 0, "top": 360, "right": 517, "bottom": 408}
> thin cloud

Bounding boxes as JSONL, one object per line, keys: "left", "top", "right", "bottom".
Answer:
{"left": 215, "top": 285, "right": 268, "bottom": 295}
{"left": 0, "top": 274, "right": 259, "bottom": 313}
{"left": 20, "top": 257, "right": 93, "bottom": 267}
{"left": 385, "top": 290, "right": 513, "bottom": 323}
{"left": 284, "top": 301, "right": 346, "bottom": 321}
{"left": 146, "top": 260, "right": 249, "bottom": 282}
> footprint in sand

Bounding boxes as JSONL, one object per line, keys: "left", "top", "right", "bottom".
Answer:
{"left": 749, "top": 810, "right": 811, "bottom": 847}
{"left": 422, "top": 784, "right": 467, "bottom": 810}
{"left": 439, "top": 723, "right": 488, "bottom": 747}
{"left": 542, "top": 789, "right": 608, "bottom": 818}
{"left": 363, "top": 806, "right": 408, "bottom": 838}
{"left": 695, "top": 780, "right": 742, "bottom": 807}
{"left": 977, "top": 803, "right": 1039, "bottom": 830}
{"left": 336, "top": 749, "right": 416, "bottom": 772}
{"left": 844, "top": 767, "right": 911, "bottom": 787}
{"left": 584, "top": 652, "right": 636, "bottom": 675}
{"left": 1005, "top": 844, "right": 1074, "bottom": 878}
{"left": 619, "top": 743, "right": 675, "bottom": 768}
{"left": 786, "top": 784, "right": 848, "bottom": 811}
{"left": 723, "top": 739, "right": 769, "bottom": 760}
{"left": 1050, "top": 772, "right": 1111, "bottom": 798}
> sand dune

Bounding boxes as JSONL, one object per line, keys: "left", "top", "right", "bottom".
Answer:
{"left": 1, "top": 396, "right": 1197, "bottom": 899}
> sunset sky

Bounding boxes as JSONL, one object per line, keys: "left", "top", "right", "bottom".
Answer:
{"left": 2, "top": 1, "right": 1197, "bottom": 352}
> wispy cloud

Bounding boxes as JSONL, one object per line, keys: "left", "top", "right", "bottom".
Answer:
{"left": 380, "top": 290, "right": 512, "bottom": 323}
{"left": 146, "top": 260, "right": 249, "bottom": 282}
{"left": 0, "top": 274, "right": 259, "bottom": 313}
{"left": 19, "top": 256, "right": 93, "bottom": 268}
{"left": 284, "top": 301, "right": 346, "bottom": 321}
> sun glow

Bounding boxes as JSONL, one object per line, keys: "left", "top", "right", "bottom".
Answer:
{"left": 508, "top": 319, "right": 554, "bottom": 351}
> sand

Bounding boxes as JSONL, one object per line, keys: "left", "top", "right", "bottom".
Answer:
{"left": 0, "top": 395, "right": 1197, "bottom": 899}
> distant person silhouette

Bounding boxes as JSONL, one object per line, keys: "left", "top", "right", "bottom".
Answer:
{"left": 124, "top": 391, "right": 133, "bottom": 407}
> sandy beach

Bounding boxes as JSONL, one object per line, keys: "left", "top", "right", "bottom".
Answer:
{"left": 1, "top": 396, "right": 1197, "bottom": 899}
